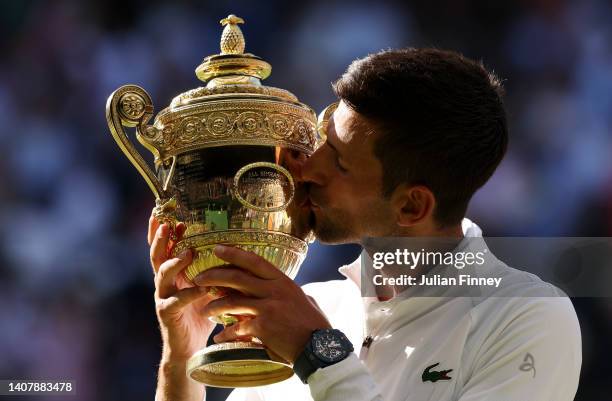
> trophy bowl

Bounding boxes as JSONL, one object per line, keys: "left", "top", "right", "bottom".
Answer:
{"left": 105, "top": 14, "right": 320, "bottom": 387}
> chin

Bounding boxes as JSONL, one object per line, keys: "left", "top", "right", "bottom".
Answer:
{"left": 309, "top": 209, "right": 351, "bottom": 244}
{"left": 315, "top": 234, "right": 357, "bottom": 246}
{"left": 312, "top": 221, "right": 355, "bottom": 245}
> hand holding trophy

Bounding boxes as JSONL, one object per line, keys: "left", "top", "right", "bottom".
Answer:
{"left": 106, "top": 14, "right": 319, "bottom": 387}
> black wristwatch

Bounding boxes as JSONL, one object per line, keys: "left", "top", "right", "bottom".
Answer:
{"left": 293, "top": 328, "right": 354, "bottom": 384}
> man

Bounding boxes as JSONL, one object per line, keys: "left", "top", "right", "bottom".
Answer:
{"left": 148, "top": 48, "right": 581, "bottom": 401}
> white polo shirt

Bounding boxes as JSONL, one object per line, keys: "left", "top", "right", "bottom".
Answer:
{"left": 226, "top": 219, "right": 581, "bottom": 401}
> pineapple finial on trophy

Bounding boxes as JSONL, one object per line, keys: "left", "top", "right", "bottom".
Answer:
{"left": 195, "top": 13, "right": 271, "bottom": 85}
{"left": 219, "top": 14, "right": 245, "bottom": 55}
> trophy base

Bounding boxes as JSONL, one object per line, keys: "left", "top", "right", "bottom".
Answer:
{"left": 187, "top": 341, "right": 294, "bottom": 388}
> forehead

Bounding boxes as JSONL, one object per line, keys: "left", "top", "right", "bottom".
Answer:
{"left": 328, "top": 100, "right": 374, "bottom": 148}
{"left": 327, "top": 101, "right": 382, "bottom": 181}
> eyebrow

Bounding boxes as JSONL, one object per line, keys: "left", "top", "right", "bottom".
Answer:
{"left": 325, "top": 123, "right": 343, "bottom": 155}
{"left": 326, "top": 136, "right": 351, "bottom": 170}
{"left": 326, "top": 137, "right": 340, "bottom": 154}
{"left": 326, "top": 117, "right": 351, "bottom": 166}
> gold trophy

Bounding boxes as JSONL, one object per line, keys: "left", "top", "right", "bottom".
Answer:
{"left": 105, "top": 15, "right": 320, "bottom": 387}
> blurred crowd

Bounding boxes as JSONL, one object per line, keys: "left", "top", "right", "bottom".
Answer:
{"left": 0, "top": 0, "right": 610, "bottom": 400}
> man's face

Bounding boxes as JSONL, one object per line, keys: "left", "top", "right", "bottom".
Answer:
{"left": 300, "top": 101, "right": 397, "bottom": 244}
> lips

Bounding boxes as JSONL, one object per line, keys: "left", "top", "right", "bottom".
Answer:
{"left": 300, "top": 184, "right": 321, "bottom": 209}
{"left": 299, "top": 197, "right": 320, "bottom": 209}
{"left": 307, "top": 192, "right": 322, "bottom": 209}
{"left": 299, "top": 194, "right": 321, "bottom": 209}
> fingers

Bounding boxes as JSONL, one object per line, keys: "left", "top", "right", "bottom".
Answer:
{"left": 201, "top": 294, "right": 262, "bottom": 318}
{"left": 213, "top": 245, "right": 282, "bottom": 280}
{"left": 167, "top": 222, "right": 187, "bottom": 252}
{"left": 194, "top": 267, "right": 270, "bottom": 298}
{"left": 150, "top": 224, "right": 171, "bottom": 273}
{"left": 148, "top": 209, "right": 187, "bottom": 248}
{"left": 156, "top": 249, "right": 193, "bottom": 298}
{"left": 213, "top": 318, "right": 258, "bottom": 343}
{"left": 156, "top": 285, "right": 212, "bottom": 320}
{"left": 147, "top": 213, "right": 159, "bottom": 246}
{"left": 175, "top": 222, "right": 187, "bottom": 238}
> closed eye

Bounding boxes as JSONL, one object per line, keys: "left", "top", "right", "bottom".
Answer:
{"left": 325, "top": 142, "right": 349, "bottom": 173}
{"left": 335, "top": 157, "right": 349, "bottom": 173}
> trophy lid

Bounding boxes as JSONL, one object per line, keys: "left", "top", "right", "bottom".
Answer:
{"left": 138, "top": 14, "right": 318, "bottom": 164}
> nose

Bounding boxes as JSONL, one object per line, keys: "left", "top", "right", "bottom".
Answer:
{"left": 300, "top": 147, "right": 327, "bottom": 186}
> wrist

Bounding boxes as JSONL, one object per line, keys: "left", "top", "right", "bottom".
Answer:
{"left": 161, "top": 345, "right": 191, "bottom": 362}
{"left": 160, "top": 356, "right": 188, "bottom": 374}
{"left": 157, "top": 358, "right": 204, "bottom": 401}
{"left": 160, "top": 340, "right": 204, "bottom": 364}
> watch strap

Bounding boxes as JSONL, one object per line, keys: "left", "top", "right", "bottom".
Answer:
{"left": 293, "top": 340, "right": 320, "bottom": 384}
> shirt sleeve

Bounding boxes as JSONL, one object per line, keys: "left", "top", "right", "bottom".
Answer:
{"left": 457, "top": 296, "right": 582, "bottom": 401}
{"left": 224, "top": 388, "right": 264, "bottom": 401}
{"left": 307, "top": 353, "right": 383, "bottom": 401}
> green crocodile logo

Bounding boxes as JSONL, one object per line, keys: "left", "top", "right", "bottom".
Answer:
{"left": 422, "top": 363, "right": 453, "bottom": 383}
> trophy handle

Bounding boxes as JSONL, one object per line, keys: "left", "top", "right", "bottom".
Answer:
{"left": 105, "top": 85, "right": 164, "bottom": 199}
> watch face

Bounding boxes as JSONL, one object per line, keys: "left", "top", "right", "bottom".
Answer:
{"left": 312, "top": 330, "right": 350, "bottom": 363}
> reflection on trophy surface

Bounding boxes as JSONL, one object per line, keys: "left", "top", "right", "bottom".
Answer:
{"left": 105, "top": 14, "right": 320, "bottom": 387}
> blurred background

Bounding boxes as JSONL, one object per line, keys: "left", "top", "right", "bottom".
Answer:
{"left": 0, "top": 0, "right": 610, "bottom": 400}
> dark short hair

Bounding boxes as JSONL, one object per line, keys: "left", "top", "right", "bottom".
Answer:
{"left": 333, "top": 48, "right": 508, "bottom": 227}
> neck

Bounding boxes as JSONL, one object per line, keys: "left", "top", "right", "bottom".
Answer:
{"left": 362, "top": 222, "right": 464, "bottom": 300}
{"left": 407, "top": 222, "right": 464, "bottom": 238}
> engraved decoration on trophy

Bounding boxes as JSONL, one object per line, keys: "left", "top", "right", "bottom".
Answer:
{"left": 105, "top": 14, "right": 322, "bottom": 387}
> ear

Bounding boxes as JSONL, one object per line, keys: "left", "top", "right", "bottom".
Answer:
{"left": 391, "top": 185, "right": 436, "bottom": 227}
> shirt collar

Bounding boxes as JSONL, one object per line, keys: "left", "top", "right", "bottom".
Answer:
{"left": 337, "top": 217, "right": 484, "bottom": 289}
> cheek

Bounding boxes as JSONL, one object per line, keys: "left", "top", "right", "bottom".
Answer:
{"left": 353, "top": 193, "right": 395, "bottom": 227}
{"left": 325, "top": 178, "right": 356, "bottom": 207}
